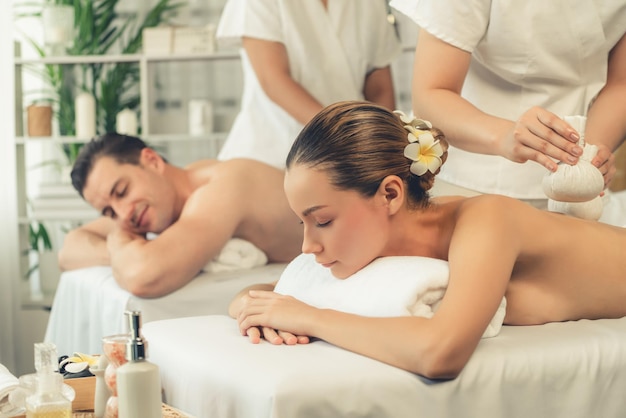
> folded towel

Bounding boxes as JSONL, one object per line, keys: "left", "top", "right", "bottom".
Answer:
{"left": 0, "top": 363, "right": 20, "bottom": 416}
{"left": 203, "top": 238, "right": 268, "bottom": 274}
{"left": 274, "top": 253, "right": 506, "bottom": 338}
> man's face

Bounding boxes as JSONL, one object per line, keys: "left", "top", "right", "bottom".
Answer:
{"left": 82, "top": 152, "right": 177, "bottom": 234}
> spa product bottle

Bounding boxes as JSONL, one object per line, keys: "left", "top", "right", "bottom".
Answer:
{"left": 26, "top": 342, "right": 72, "bottom": 418}
{"left": 116, "top": 311, "right": 162, "bottom": 418}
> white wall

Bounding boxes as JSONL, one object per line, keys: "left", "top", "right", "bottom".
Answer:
{"left": 0, "top": 0, "right": 21, "bottom": 374}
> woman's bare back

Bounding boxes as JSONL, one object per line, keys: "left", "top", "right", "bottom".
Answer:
{"left": 491, "top": 197, "right": 626, "bottom": 325}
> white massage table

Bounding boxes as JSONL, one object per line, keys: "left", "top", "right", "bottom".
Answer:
{"left": 44, "top": 264, "right": 287, "bottom": 356}
{"left": 143, "top": 315, "right": 626, "bottom": 418}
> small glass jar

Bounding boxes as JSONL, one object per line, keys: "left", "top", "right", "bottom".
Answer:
{"left": 102, "top": 334, "right": 129, "bottom": 418}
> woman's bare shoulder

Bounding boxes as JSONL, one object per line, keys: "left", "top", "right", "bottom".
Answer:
{"left": 457, "top": 194, "right": 529, "bottom": 213}
{"left": 450, "top": 195, "right": 536, "bottom": 235}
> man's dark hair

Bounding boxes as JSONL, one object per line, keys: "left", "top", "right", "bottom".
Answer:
{"left": 71, "top": 133, "right": 149, "bottom": 197}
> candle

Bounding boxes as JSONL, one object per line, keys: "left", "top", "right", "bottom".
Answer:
{"left": 116, "top": 109, "right": 138, "bottom": 136}
{"left": 75, "top": 92, "right": 96, "bottom": 139}
{"left": 188, "top": 99, "right": 213, "bottom": 136}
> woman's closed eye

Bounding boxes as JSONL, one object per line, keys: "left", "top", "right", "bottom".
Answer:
{"left": 299, "top": 219, "right": 332, "bottom": 228}
{"left": 315, "top": 219, "right": 332, "bottom": 228}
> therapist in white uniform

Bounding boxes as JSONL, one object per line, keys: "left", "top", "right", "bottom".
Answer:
{"left": 216, "top": 0, "right": 401, "bottom": 169}
{"left": 391, "top": 0, "right": 626, "bottom": 212}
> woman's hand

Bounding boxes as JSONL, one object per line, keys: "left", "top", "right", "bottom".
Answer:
{"left": 498, "top": 106, "right": 583, "bottom": 172}
{"left": 237, "top": 290, "right": 313, "bottom": 345}
{"left": 590, "top": 144, "right": 616, "bottom": 188}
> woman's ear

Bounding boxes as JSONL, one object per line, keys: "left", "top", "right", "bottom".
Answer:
{"left": 139, "top": 148, "right": 165, "bottom": 172}
{"left": 377, "top": 175, "right": 404, "bottom": 215}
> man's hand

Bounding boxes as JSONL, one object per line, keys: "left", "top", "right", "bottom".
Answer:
{"left": 106, "top": 226, "right": 146, "bottom": 255}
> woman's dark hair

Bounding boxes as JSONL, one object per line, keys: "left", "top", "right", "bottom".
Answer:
{"left": 286, "top": 101, "right": 448, "bottom": 208}
{"left": 70, "top": 133, "right": 149, "bottom": 197}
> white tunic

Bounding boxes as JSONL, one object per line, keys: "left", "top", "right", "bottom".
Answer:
{"left": 391, "top": 0, "right": 626, "bottom": 199}
{"left": 217, "top": 0, "right": 401, "bottom": 169}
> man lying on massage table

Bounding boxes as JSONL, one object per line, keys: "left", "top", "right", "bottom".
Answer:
{"left": 230, "top": 101, "right": 626, "bottom": 380}
{"left": 58, "top": 133, "right": 303, "bottom": 298}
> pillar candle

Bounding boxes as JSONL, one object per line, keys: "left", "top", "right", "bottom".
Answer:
{"left": 116, "top": 108, "right": 138, "bottom": 136}
{"left": 75, "top": 92, "right": 96, "bottom": 139}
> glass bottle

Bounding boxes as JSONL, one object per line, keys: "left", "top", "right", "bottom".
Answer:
{"left": 102, "top": 333, "right": 130, "bottom": 418}
{"left": 25, "top": 342, "right": 72, "bottom": 418}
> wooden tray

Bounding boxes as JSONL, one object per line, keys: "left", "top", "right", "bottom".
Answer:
{"left": 14, "top": 376, "right": 190, "bottom": 417}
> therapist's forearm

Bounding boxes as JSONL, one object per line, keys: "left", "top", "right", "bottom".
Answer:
{"left": 413, "top": 87, "right": 512, "bottom": 155}
{"left": 263, "top": 76, "right": 324, "bottom": 125}
{"left": 585, "top": 84, "right": 626, "bottom": 151}
{"left": 363, "top": 67, "right": 396, "bottom": 111}
{"left": 586, "top": 33, "right": 626, "bottom": 150}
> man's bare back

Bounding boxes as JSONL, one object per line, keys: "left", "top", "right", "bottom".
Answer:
{"left": 186, "top": 158, "right": 303, "bottom": 262}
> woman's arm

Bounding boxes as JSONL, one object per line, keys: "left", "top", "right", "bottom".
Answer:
{"left": 363, "top": 66, "right": 396, "bottom": 111}
{"left": 231, "top": 281, "right": 310, "bottom": 345}
{"left": 238, "top": 290, "right": 477, "bottom": 379}
{"left": 228, "top": 281, "right": 277, "bottom": 318}
{"left": 242, "top": 37, "right": 323, "bottom": 125}
{"left": 585, "top": 33, "right": 626, "bottom": 186}
{"left": 412, "top": 29, "right": 582, "bottom": 172}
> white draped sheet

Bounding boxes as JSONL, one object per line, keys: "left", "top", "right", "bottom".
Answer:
{"left": 44, "top": 264, "right": 287, "bottom": 356}
{"left": 144, "top": 315, "right": 626, "bottom": 418}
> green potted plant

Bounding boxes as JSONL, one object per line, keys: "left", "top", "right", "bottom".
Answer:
{"left": 27, "top": 221, "right": 53, "bottom": 275}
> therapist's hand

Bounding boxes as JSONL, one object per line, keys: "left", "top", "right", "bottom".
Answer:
{"left": 499, "top": 106, "right": 584, "bottom": 172}
{"left": 590, "top": 144, "right": 616, "bottom": 188}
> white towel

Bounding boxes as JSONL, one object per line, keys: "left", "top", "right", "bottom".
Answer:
{"left": 0, "top": 363, "right": 20, "bottom": 416}
{"left": 274, "top": 253, "right": 506, "bottom": 338}
{"left": 203, "top": 238, "right": 268, "bottom": 274}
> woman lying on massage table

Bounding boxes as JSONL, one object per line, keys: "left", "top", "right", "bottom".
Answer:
{"left": 230, "top": 101, "right": 626, "bottom": 380}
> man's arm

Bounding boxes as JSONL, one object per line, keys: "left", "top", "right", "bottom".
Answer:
{"left": 57, "top": 217, "right": 114, "bottom": 271}
{"left": 107, "top": 176, "right": 249, "bottom": 298}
